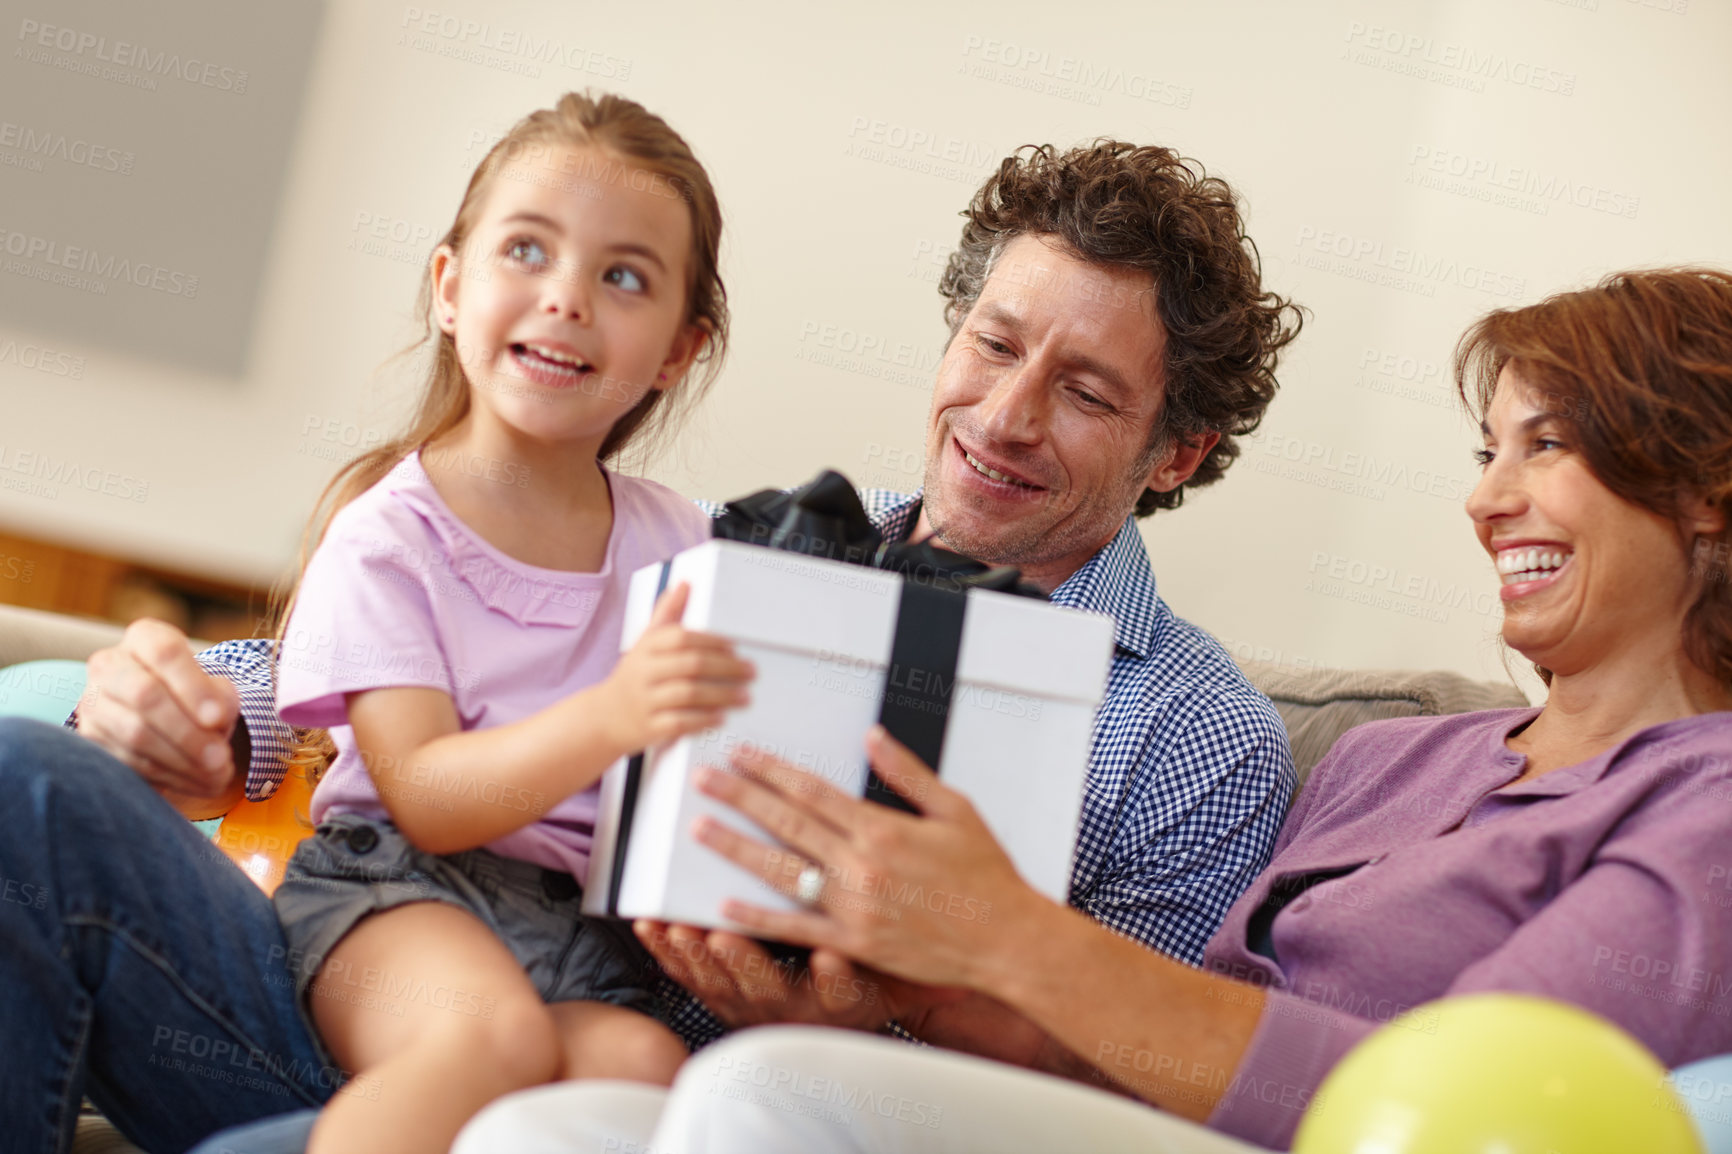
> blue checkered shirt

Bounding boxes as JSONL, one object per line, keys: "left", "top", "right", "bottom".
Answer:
{"left": 199, "top": 488, "right": 1294, "bottom": 1049}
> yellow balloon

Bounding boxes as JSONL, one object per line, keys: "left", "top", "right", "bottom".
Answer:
{"left": 1294, "top": 993, "right": 1704, "bottom": 1153}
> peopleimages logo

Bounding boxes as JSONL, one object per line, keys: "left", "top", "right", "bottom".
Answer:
{"left": 0, "top": 228, "right": 199, "bottom": 298}
{"left": 0, "top": 120, "right": 135, "bottom": 174}
{"left": 1307, "top": 549, "right": 1500, "bottom": 623}
{"left": 16, "top": 19, "right": 249, "bottom": 93}
{"left": 0, "top": 339, "right": 84, "bottom": 379}
{"left": 1342, "top": 21, "right": 1576, "bottom": 95}
{"left": 0, "top": 444, "right": 148, "bottom": 502}
{"left": 1293, "top": 226, "right": 1525, "bottom": 300}
{"left": 1251, "top": 430, "right": 1478, "bottom": 504}
{"left": 397, "top": 8, "right": 632, "bottom": 80}
{"left": 1406, "top": 145, "right": 1641, "bottom": 220}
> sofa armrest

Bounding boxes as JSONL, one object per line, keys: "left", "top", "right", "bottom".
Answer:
{"left": 0, "top": 604, "right": 127, "bottom": 667}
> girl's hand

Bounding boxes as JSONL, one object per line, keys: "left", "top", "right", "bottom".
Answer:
{"left": 690, "top": 728, "right": 1046, "bottom": 993}
{"left": 597, "top": 583, "right": 753, "bottom": 755}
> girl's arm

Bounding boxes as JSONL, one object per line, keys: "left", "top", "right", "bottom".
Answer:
{"left": 351, "top": 585, "right": 752, "bottom": 854}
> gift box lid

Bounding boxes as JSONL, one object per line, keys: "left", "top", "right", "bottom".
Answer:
{"left": 651, "top": 540, "right": 1115, "bottom": 706}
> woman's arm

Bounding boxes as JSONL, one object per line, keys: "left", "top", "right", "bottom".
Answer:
{"left": 352, "top": 585, "right": 752, "bottom": 854}
{"left": 693, "top": 730, "right": 1266, "bottom": 1122}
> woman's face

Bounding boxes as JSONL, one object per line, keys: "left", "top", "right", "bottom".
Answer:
{"left": 1466, "top": 369, "right": 1720, "bottom": 677}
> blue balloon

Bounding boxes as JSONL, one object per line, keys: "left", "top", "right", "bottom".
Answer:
{"left": 1672, "top": 1056, "right": 1732, "bottom": 1154}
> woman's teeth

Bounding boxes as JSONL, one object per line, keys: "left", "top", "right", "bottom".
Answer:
{"left": 962, "top": 447, "right": 1036, "bottom": 489}
{"left": 1496, "top": 548, "right": 1571, "bottom": 585}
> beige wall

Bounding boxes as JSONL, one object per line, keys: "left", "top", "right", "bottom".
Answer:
{"left": 2, "top": 0, "right": 1726, "bottom": 692}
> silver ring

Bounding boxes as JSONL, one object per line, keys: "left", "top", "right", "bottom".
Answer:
{"left": 794, "top": 863, "right": 826, "bottom": 907}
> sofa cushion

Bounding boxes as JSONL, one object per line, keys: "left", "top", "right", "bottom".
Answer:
{"left": 0, "top": 659, "right": 88, "bottom": 724}
{"left": 1236, "top": 660, "right": 1531, "bottom": 793}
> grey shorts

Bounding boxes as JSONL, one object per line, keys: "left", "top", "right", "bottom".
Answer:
{"left": 272, "top": 814, "right": 666, "bottom": 1050}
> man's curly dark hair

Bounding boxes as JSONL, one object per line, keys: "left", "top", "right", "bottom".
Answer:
{"left": 937, "top": 141, "right": 1303, "bottom": 515}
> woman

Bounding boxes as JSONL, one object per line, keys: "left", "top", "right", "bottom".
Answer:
{"left": 462, "top": 267, "right": 1732, "bottom": 1153}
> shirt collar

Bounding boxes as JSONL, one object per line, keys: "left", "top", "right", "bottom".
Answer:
{"left": 1048, "top": 516, "right": 1159, "bottom": 661}
{"left": 869, "top": 490, "right": 1157, "bottom": 661}
{"left": 389, "top": 452, "right": 604, "bottom": 628}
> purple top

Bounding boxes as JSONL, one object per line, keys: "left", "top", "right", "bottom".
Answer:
{"left": 276, "top": 452, "right": 710, "bottom": 882}
{"left": 1203, "top": 707, "right": 1732, "bottom": 1149}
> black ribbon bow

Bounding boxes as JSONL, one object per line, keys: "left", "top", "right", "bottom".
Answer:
{"left": 712, "top": 469, "right": 1043, "bottom": 598}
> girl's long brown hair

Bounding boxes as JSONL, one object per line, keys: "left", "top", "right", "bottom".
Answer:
{"left": 271, "top": 91, "right": 729, "bottom": 785}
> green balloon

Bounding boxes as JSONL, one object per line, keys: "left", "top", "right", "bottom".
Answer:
{"left": 1294, "top": 993, "right": 1704, "bottom": 1153}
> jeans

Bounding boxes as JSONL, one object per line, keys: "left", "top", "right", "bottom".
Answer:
{"left": 186, "top": 1109, "right": 318, "bottom": 1154}
{"left": 0, "top": 718, "right": 334, "bottom": 1154}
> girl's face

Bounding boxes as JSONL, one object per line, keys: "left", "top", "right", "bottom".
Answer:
{"left": 1466, "top": 368, "right": 1722, "bottom": 676}
{"left": 432, "top": 145, "right": 703, "bottom": 450}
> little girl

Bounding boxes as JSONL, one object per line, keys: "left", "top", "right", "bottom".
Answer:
{"left": 271, "top": 92, "right": 751, "bottom": 1154}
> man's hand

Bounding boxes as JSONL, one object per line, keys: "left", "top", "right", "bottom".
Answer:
{"left": 634, "top": 922, "right": 966, "bottom": 1031}
{"left": 78, "top": 618, "right": 242, "bottom": 811}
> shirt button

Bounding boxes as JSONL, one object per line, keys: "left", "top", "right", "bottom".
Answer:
{"left": 346, "top": 826, "right": 379, "bottom": 854}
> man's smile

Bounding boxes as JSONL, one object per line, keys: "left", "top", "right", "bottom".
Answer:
{"left": 955, "top": 438, "right": 1045, "bottom": 492}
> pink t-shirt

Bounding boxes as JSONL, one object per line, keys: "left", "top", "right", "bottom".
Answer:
{"left": 276, "top": 451, "right": 710, "bottom": 883}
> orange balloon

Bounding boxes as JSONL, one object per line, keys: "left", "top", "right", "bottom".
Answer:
{"left": 213, "top": 769, "right": 315, "bottom": 895}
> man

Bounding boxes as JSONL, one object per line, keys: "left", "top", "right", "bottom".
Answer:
{"left": 0, "top": 139, "right": 1300, "bottom": 1154}
{"left": 648, "top": 140, "right": 1302, "bottom": 1059}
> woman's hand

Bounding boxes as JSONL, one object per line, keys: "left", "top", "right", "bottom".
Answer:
{"left": 688, "top": 726, "right": 1049, "bottom": 993}
{"left": 596, "top": 583, "right": 754, "bottom": 757}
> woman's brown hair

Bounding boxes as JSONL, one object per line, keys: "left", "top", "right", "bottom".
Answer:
{"left": 1455, "top": 267, "right": 1732, "bottom": 687}
{"left": 271, "top": 91, "right": 728, "bottom": 782}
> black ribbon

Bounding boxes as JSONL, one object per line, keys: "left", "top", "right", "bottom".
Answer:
{"left": 712, "top": 470, "right": 1044, "bottom": 598}
{"left": 715, "top": 469, "right": 1043, "bottom": 810}
{"left": 606, "top": 561, "right": 672, "bottom": 917}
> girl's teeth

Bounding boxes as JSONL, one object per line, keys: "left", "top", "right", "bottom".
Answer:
{"left": 520, "top": 344, "right": 585, "bottom": 370}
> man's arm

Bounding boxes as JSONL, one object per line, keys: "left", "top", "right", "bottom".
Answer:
{"left": 74, "top": 619, "right": 290, "bottom": 819}
{"left": 1077, "top": 702, "right": 1294, "bottom": 967}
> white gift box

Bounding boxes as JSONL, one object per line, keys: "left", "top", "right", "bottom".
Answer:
{"left": 582, "top": 539, "right": 1116, "bottom": 932}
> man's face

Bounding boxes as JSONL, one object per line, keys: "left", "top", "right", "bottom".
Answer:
{"left": 915, "top": 234, "right": 1197, "bottom": 592}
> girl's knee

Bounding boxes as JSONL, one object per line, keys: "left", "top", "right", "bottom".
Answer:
{"left": 613, "top": 1022, "right": 687, "bottom": 1086}
{"left": 461, "top": 995, "right": 563, "bottom": 1090}
{"left": 558, "top": 1009, "right": 687, "bottom": 1086}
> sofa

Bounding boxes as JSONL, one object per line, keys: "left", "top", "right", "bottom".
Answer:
{"left": 0, "top": 602, "right": 1530, "bottom": 1153}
